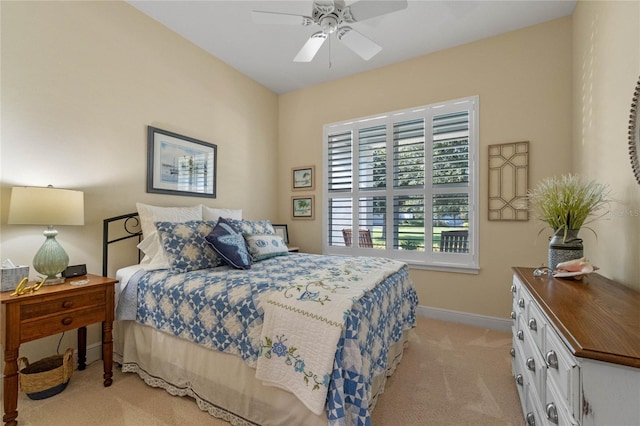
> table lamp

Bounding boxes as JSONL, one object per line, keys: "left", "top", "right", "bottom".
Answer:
{"left": 8, "top": 186, "right": 84, "bottom": 284}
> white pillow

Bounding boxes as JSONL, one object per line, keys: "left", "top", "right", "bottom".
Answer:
{"left": 136, "top": 203, "right": 202, "bottom": 238}
{"left": 202, "top": 206, "right": 242, "bottom": 221}
{"left": 137, "top": 231, "right": 170, "bottom": 270}
{"left": 135, "top": 203, "right": 202, "bottom": 267}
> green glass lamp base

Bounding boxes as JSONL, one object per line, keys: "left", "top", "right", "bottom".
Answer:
{"left": 33, "top": 227, "right": 69, "bottom": 285}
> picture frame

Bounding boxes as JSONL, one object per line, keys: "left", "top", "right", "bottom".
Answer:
{"left": 272, "top": 224, "right": 289, "bottom": 244}
{"left": 292, "top": 195, "right": 314, "bottom": 220}
{"left": 147, "top": 126, "right": 217, "bottom": 198}
{"left": 292, "top": 165, "right": 315, "bottom": 191}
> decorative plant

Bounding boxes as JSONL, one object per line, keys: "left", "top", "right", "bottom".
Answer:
{"left": 527, "top": 174, "right": 610, "bottom": 239}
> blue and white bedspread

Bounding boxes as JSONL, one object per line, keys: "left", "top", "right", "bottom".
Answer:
{"left": 129, "top": 253, "right": 418, "bottom": 426}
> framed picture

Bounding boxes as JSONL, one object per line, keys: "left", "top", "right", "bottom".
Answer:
{"left": 147, "top": 126, "right": 217, "bottom": 198}
{"left": 292, "top": 195, "right": 314, "bottom": 220}
{"left": 292, "top": 165, "right": 315, "bottom": 191}
{"left": 272, "top": 224, "right": 289, "bottom": 244}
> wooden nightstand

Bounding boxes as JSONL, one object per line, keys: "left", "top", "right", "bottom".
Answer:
{"left": 1, "top": 274, "right": 117, "bottom": 426}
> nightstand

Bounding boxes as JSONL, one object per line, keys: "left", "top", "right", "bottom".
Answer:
{"left": 287, "top": 246, "right": 300, "bottom": 252}
{"left": 1, "top": 274, "right": 117, "bottom": 426}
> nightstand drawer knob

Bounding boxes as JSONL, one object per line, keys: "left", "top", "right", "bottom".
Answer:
{"left": 517, "top": 330, "right": 524, "bottom": 341}
{"left": 62, "top": 301, "right": 74, "bottom": 309}
{"left": 528, "top": 318, "right": 537, "bottom": 331}
{"left": 61, "top": 317, "right": 73, "bottom": 326}
{"left": 518, "top": 298, "right": 525, "bottom": 308}
{"left": 510, "top": 347, "right": 516, "bottom": 358}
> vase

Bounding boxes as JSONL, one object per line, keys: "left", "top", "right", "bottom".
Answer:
{"left": 548, "top": 229, "right": 583, "bottom": 271}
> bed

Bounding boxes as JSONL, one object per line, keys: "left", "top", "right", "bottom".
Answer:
{"left": 103, "top": 205, "right": 418, "bottom": 426}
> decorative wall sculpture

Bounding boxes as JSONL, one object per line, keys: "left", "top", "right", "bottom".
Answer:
{"left": 488, "top": 141, "right": 529, "bottom": 221}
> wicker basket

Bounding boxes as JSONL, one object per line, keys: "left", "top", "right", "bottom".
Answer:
{"left": 18, "top": 348, "right": 74, "bottom": 400}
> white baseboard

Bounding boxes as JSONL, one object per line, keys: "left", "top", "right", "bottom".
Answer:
{"left": 416, "top": 305, "right": 512, "bottom": 332}
{"left": 76, "top": 341, "right": 104, "bottom": 366}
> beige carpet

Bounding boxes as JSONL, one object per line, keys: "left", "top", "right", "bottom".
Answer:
{"left": 8, "top": 317, "right": 524, "bottom": 425}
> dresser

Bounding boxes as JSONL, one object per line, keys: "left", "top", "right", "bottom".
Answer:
{"left": 511, "top": 267, "right": 640, "bottom": 426}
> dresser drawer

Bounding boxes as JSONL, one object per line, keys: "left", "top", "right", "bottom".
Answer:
{"left": 524, "top": 383, "right": 545, "bottom": 426}
{"left": 522, "top": 327, "right": 547, "bottom": 399}
{"left": 545, "top": 324, "right": 580, "bottom": 420}
{"left": 20, "top": 290, "right": 105, "bottom": 320}
{"left": 545, "top": 375, "right": 579, "bottom": 425}
{"left": 20, "top": 305, "right": 106, "bottom": 342}
{"left": 526, "top": 299, "right": 546, "bottom": 355}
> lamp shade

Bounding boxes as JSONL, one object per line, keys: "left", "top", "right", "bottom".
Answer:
{"left": 8, "top": 186, "right": 84, "bottom": 226}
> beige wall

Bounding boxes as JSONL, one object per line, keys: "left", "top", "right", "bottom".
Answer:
{"left": 279, "top": 17, "right": 574, "bottom": 318}
{"left": 571, "top": 0, "right": 640, "bottom": 291}
{"left": 2, "top": 0, "right": 638, "bottom": 364}
{"left": 1, "top": 1, "right": 279, "bottom": 361}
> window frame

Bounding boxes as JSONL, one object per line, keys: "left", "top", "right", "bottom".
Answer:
{"left": 322, "top": 96, "right": 479, "bottom": 273}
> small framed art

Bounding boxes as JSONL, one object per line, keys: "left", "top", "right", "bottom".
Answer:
{"left": 292, "top": 165, "right": 315, "bottom": 191}
{"left": 272, "top": 224, "right": 289, "bottom": 244}
{"left": 147, "top": 126, "right": 217, "bottom": 198}
{"left": 292, "top": 195, "right": 314, "bottom": 220}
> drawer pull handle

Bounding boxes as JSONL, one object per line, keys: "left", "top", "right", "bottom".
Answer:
{"left": 510, "top": 348, "right": 516, "bottom": 358}
{"left": 510, "top": 311, "right": 516, "bottom": 320}
{"left": 511, "top": 284, "right": 516, "bottom": 293}
{"left": 61, "top": 317, "right": 73, "bottom": 326}
{"left": 546, "top": 402, "right": 559, "bottom": 424}
{"left": 546, "top": 350, "right": 559, "bottom": 369}
{"left": 515, "top": 374, "right": 523, "bottom": 386}
{"left": 528, "top": 318, "right": 537, "bottom": 331}
{"left": 526, "top": 412, "right": 536, "bottom": 426}
{"left": 62, "top": 301, "right": 74, "bottom": 309}
{"left": 517, "top": 330, "right": 524, "bottom": 341}
{"left": 526, "top": 357, "right": 536, "bottom": 372}
{"left": 518, "top": 298, "right": 525, "bottom": 308}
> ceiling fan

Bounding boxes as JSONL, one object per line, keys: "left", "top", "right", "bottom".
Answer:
{"left": 251, "top": 0, "right": 408, "bottom": 63}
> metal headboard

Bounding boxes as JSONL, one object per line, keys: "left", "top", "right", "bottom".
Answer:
{"left": 102, "top": 212, "right": 142, "bottom": 277}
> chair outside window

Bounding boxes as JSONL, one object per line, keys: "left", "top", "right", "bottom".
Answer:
{"left": 440, "top": 230, "right": 469, "bottom": 253}
{"left": 342, "top": 229, "right": 373, "bottom": 248}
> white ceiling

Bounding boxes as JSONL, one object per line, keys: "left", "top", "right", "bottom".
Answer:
{"left": 127, "top": 0, "right": 577, "bottom": 95}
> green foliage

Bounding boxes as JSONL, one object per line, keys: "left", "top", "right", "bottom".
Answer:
{"left": 527, "top": 174, "right": 610, "bottom": 237}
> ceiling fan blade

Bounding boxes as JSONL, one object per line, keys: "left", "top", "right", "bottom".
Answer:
{"left": 251, "top": 10, "right": 312, "bottom": 26}
{"left": 294, "top": 32, "right": 328, "bottom": 62}
{"left": 343, "top": 0, "right": 408, "bottom": 23}
{"left": 336, "top": 27, "right": 382, "bottom": 61}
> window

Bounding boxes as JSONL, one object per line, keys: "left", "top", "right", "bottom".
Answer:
{"left": 323, "top": 96, "right": 478, "bottom": 272}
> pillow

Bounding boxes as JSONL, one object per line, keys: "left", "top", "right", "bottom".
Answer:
{"left": 225, "top": 218, "right": 276, "bottom": 236}
{"left": 135, "top": 203, "right": 202, "bottom": 267}
{"left": 202, "top": 206, "right": 243, "bottom": 221}
{"left": 244, "top": 234, "right": 289, "bottom": 262}
{"left": 205, "top": 218, "right": 251, "bottom": 270}
{"left": 137, "top": 231, "right": 170, "bottom": 270}
{"left": 155, "top": 221, "right": 219, "bottom": 273}
{"left": 136, "top": 203, "right": 202, "bottom": 238}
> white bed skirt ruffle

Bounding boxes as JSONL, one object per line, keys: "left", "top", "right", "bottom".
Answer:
{"left": 114, "top": 320, "right": 409, "bottom": 426}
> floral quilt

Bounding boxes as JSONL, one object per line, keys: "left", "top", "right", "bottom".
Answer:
{"left": 134, "top": 253, "right": 418, "bottom": 425}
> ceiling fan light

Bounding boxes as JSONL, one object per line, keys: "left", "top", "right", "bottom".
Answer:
{"left": 320, "top": 16, "right": 338, "bottom": 34}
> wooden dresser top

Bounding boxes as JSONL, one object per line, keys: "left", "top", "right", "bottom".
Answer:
{"left": 513, "top": 266, "right": 640, "bottom": 368}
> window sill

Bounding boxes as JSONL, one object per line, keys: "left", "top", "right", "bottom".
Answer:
{"left": 405, "top": 261, "right": 480, "bottom": 274}
{"left": 407, "top": 262, "right": 480, "bottom": 275}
